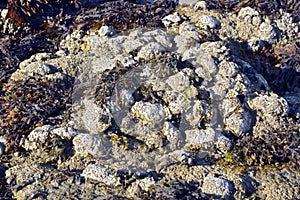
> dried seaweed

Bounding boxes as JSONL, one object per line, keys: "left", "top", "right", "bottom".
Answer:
{"left": 205, "top": 0, "right": 300, "bottom": 22}
{"left": 0, "top": 78, "right": 72, "bottom": 151}
{"left": 228, "top": 130, "right": 300, "bottom": 171}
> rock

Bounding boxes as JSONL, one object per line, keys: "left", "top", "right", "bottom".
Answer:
{"left": 258, "top": 22, "right": 278, "bottom": 44}
{"left": 199, "top": 15, "right": 221, "bottom": 29}
{"left": 162, "top": 12, "right": 182, "bottom": 27}
{"left": 194, "top": 1, "right": 207, "bottom": 10}
{"left": 215, "top": 136, "right": 233, "bottom": 153}
{"left": 202, "top": 176, "right": 233, "bottom": 198}
{"left": 179, "top": 0, "right": 199, "bottom": 5}
{"left": 248, "top": 92, "right": 290, "bottom": 136}
{"left": 51, "top": 127, "right": 78, "bottom": 139}
{"left": 81, "top": 164, "right": 120, "bottom": 186}
{"left": 166, "top": 72, "right": 190, "bottom": 91}
{"left": 73, "top": 133, "right": 111, "bottom": 158}
{"left": 224, "top": 108, "right": 252, "bottom": 137}
{"left": 185, "top": 128, "right": 216, "bottom": 148}
{"left": 10, "top": 62, "right": 58, "bottom": 82}
{"left": 136, "top": 42, "right": 166, "bottom": 61}
{"left": 131, "top": 102, "right": 166, "bottom": 124}
{"left": 162, "top": 122, "right": 184, "bottom": 150}
{"left": 21, "top": 125, "right": 53, "bottom": 150}
{"left": 71, "top": 98, "right": 111, "bottom": 134}
{"left": 98, "top": 26, "right": 116, "bottom": 37}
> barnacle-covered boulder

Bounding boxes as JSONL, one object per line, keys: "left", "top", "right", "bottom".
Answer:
{"left": 248, "top": 92, "right": 290, "bottom": 136}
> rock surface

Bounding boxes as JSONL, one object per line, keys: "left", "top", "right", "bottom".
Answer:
{"left": 0, "top": 1, "right": 299, "bottom": 199}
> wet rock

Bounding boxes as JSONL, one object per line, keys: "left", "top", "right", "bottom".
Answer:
{"left": 202, "top": 176, "right": 233, "bottom": 198}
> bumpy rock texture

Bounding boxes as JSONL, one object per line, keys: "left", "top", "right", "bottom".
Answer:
{"left": 0, "top": 1, "right": 299, "bottom": 199}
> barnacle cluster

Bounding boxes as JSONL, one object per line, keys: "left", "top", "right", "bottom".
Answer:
{"left": 0, "top": 78, "right": 71, "bottom": 151}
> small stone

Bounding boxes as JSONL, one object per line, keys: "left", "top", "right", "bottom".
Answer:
{"left": 162, "top": 12, "right": 182, "bottom": 27}
{"left": 202, "top": 176, "right": 232, "bottom": 198}
{"left": 81, "top": 164, "right": 120, "bottom": 186}
{"left": 1, "top": 9, "right": 8, "bottom": 19}
{"left": 73, "top": 133, "right": 111, "bottom": 158}
{"left": 215, "top": 136, "right": 233, "bottom": 153}
{"left": 194, "top": 1, "right": 207, "bottom": 10}
{"left": 131, "top": 102, "right": 166, "bottom": 124}
{"left": 199, "top": 15, "right": 221, "bottom": 29}
{"left": 52, "top": 127, "right": 78, "bottom": 139}
{"left": 166, "top": 72, "right": 190, "bottom": 92}
{"left": 185, "top": 128, "right": 216, "bottom": 148}
{"left": 98, "top": 26, "right": 116, "bottom": 37}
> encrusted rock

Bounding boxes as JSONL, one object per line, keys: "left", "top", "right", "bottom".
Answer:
{"left": 202, "top": 176, "right": 233, "bottom": 198}
{"left": 215, "top": 136, "right": 233, "bottom": 153}
{"left": 81, "top": 164, "right": 120, "bottom": 186}
{"left": 185, "top": 128, "right": 216, "bottom": 148}
{"left": 73, "top": 133, "right": 111, "bottom": 157}
{"left": 51, "top": 127, "right": 78, "bottom": 139}
{"left": 166, "top": 72, "right": 190, "bottom": 91}
{"left": 21, "top": 125, "right": 53, "bottom": 150}
{"left": 10, "top": 62, "right": 58, "bottom": 82}
{"left": 131, "top": 102, "right": 166, "bottom": 124}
